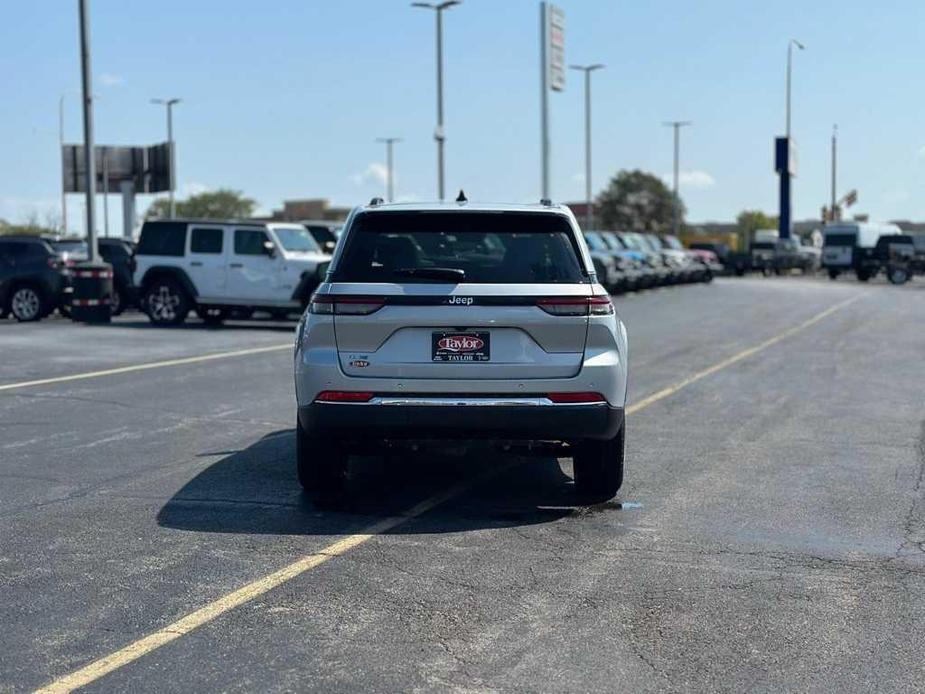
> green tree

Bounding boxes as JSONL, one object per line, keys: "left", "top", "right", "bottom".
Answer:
{"left": 735, "top": 210, "right": 778, "bottom": 246}
{"left": 146, "top": 189, "right": 257, "bottom": 220}
{"left": 596, "top": 169, "right": 682, "bottom": 232}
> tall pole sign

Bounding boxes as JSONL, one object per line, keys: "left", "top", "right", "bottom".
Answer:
{"left": 540, "top": 2, "right": 564, "bottom": 200}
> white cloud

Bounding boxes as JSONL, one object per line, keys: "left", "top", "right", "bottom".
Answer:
{"left": 99, "top": 73, "right": 124, "bottom": 87}
{"left": 663, "top": 170, "right": 716, "bottom": 189}
{"left": 351, "top": 163, "right": 389, "bottom": 187}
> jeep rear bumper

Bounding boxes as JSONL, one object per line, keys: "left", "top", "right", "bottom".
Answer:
{"left": 298, "top": 399, "right": 624, "bottom": 442}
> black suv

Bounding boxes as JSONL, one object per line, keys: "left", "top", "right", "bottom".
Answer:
{"left": 0, "top": 236, "right": 70, "bottom": 321}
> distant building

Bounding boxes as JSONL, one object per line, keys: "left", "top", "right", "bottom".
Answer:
{"left": 264, "top": 198, "right": 352, "bottom": 223}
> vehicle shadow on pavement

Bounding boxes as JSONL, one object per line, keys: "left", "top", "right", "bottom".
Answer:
{"left": 157, "top": 429, "right": 583, "bottom": 536}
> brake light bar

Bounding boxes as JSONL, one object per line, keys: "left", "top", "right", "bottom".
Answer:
{"left": 315, "top": 391, "right": 375, "bottom": 403}
{"left": 309, "top": 295, "right": 385, "bottom": 315}
{"left": 537, "top": 295, "right": 614, "bottom": 316}
{"left": 547, "top": 392, "right": 607, "bottom": 404}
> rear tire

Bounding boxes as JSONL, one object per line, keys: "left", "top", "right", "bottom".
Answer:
{"left": 296, "top": 417, "right": 348, "bottom": 499}
{"left": 110, "top": 286, "right": 125, "bottom": 316}
{"left": 828, "top": 269, "right": 839, "bottom": 280}
{"left": 856, "top": 270, "right": 871, "bottom": 282}
{"left": 887, "top": 266, "right": 910, "bottom": 285}
{"left": 573, "top": 423, "right": 625, "bottom": 502}
{"left": 9, "top": 284, "right": 45, "bottom": 322}
{"left": 143, "top": 278, "right": 190, "bottom": 326}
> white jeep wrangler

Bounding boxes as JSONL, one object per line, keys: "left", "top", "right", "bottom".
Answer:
{"left": 134, "top": 219, "right": 330, "bottom": 325}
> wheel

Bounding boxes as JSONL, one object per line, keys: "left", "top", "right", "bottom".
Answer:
{"left": 196, "top": 307, "right": 227, "bottom": 325}
{"left": 110, "top": 286, "right": 125, "bottom": 316}
{"left": 143, "top": 278, "right": 190, "bottom": 326}
{"left": 9, "top": 284, "right": 45, "bottom": 322}
{"left": 856, "top": 270, "right": 871, "bottom": 282}
{"left": 887, "top": 266, "right": 910, "bottom": 285}
{"left": 701, "top": 268, "right": 713, "bottom": 283}
{"left": 296, "top": 417, "right": 349, "bottom": 499}
{"left": 828, "top": 269, "right": 839, "bottom": 280}
{"left": 572, "top": 423, "right": 625, "bottom": 502}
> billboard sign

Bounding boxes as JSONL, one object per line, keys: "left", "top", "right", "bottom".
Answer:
{"left": 546, "top": 3, "right": 565, "bottom": 92}
{"left": 774, "top": 136, "right": 797, "bottom": 177}
{"left": 63, "top": 142, "right": 173, "bottom": 194}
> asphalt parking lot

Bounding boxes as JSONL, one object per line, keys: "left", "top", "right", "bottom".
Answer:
{"left": 2, "top": 277, "right": 924, "bottom": 692}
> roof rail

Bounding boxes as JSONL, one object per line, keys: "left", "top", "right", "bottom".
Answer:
{"left": 540, "top": 198, "right": 553, "bottom": 206}
{"left": 369, "top": 197, "right": 384, "bottom": 206}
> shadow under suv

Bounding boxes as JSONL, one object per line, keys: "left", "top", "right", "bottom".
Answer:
{"left": 294, "top": 201, "right": 629, "bottom": 501}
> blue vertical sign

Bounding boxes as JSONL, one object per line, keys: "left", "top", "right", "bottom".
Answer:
{"left": 775, "top": 137, "right": 797, "bottom": 239}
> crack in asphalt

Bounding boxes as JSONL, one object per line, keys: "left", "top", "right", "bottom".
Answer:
{"left": 895, "top": 420, "right": 925, "bottom": 557}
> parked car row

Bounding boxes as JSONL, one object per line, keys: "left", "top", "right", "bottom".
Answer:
{"left": 583, "top": 230, "right": 721, "bottom": 293}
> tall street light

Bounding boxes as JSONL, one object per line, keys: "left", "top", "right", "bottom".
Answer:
{"left": 569, "top": 64, "right": 604, "bottom": 230}
{"left": 77, "top": 0, "right": 99, "bottom": 262}
{"left": 151, "top": 97, "right": 181, "bottom": 218}
{"left": 785, "top": 39, "right": 805, "bottom": 139}
{"left": 376, "top": 137, "right": 402, "bottom": 202}
{"left": 59, "top": 89, "right": 99, "bottom": 234}
{"left": 411, "top": 1, "right": 460, "bottom": 201}
{"left": 662, "top": 120, "right": 691, "bottom": 237}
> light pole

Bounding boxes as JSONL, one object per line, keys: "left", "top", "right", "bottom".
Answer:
{"left": 59, "top": 89, "right": 99, "bottom": 234}
{"left": 78, "top": 0, "right": 98, "bottom": 262}
{"left": 411, "top": 1, "right": 460, "bottom": 201}
{"left": 376, "top": 137, "right": 402, "bottom": 202}
{"left": 830, "top": 124, "right": 837, "bottom": 222}
{"left": 151, "top": 97, "right": 181, "bottom": 217}
{"left": 570, "top": 64, "right": 604, "bottom": 230}
{"left": 785, "top": 38, "right": 804, "bottom": 139}
{"left": 662, "top": 121, "right": 691, "bottom": 237}
{"left": 59, "top": 93, "right": 68, "bottom": 233}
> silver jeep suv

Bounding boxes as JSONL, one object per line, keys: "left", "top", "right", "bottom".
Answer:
{"left": 294, "top": 200, "right": 628, "bottom": 500}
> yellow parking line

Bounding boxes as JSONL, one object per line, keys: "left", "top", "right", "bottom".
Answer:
{"left": 0, "top": 344, "right": 292, "bottom": 394}
{"left": 34, "top": 294, "right": 861, "bottom": 693}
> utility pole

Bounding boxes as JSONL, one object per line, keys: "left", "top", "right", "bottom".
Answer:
{"left": 151, "top": 98, "right": 181, "bottom": 217}
{"left": 412, "top": 1, "right": 460, "bottom": 201}
{"left": 376, "top": 137, "right": 402, "bottom": 202}
{"left": 830, "top": 124, "right": 837, "bottom": 222}
{"left": 779, "top": 38, "right": 804, "bottom": 240}
{"left": 78, "top": 0, "right": 98, "bottom": 262}
{"left": 570, "top": 64, "right": 604, "bottom": 230}
{"left": 663, "top": 120, "right": 691, "bottom": 237}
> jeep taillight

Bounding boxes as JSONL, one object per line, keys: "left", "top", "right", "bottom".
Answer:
{"left": 537, "top": 296, "right": 613, "bottom": 316}
{"left": 309, "top": 295, "right": 385, "bottom": 315}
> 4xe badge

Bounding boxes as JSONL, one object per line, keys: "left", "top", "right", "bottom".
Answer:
{"left": 445, "top": 296, "right": 474, "bottom": 306}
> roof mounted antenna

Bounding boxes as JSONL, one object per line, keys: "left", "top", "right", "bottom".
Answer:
{"left": 540, "top": 198, "right": 553, "bottom": 206}
{"left": 369, "top": 197, "right": 384, "bottom": 206}
{"left": 455, "top": 189, "right": 468, "bottom": 204}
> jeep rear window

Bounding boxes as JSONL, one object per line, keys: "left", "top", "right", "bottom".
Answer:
{"left": 136, "top": 222, "right": 187, "bottom": 256}
{"left": 824, "top": 233, "right": 857, "bottom": 247}
{"left": 333, "top": 212, "right": 587, "bottom": 284}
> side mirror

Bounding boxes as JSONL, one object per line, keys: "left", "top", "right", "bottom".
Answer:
{"left": 262, "top": 240, "right": 277, "bottom": 258}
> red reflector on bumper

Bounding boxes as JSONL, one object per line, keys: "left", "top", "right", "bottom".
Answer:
{"left": 315, "top": 391, "right": 375, "bottom": 403}
{"left": 547, "top": 392, "right": 606, "bottom": 404}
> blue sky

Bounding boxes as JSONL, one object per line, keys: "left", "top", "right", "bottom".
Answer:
{"left": 2, "top": 0, "right": 925, "bottom": 233}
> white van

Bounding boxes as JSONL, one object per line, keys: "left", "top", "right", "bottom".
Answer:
{"left": 822, "top": 222, "right": 902, "bottom": 281}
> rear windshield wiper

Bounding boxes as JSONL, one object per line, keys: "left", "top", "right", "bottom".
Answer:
{"left": 393, "top": 267, "right": 466, "bottom": 282}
